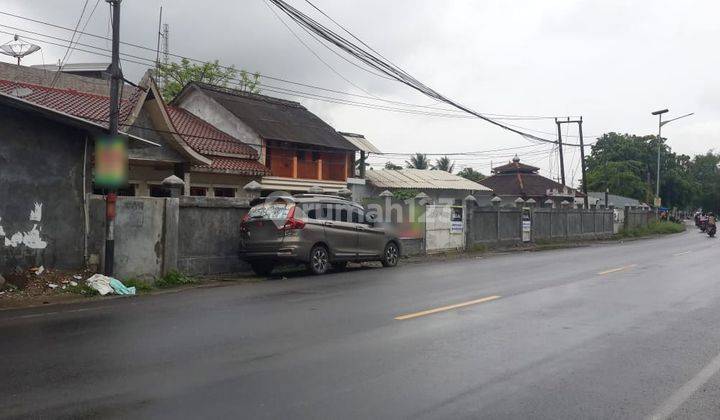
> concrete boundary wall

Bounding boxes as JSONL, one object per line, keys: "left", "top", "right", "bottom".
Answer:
{"left": 88, "top": 195, "right": 251, "bottom": 280}
{"left": 467, "top": 206, "right": 623, "bottom": 249}
{"left": 177, "top": 196, "right": 250, "bottom": 276}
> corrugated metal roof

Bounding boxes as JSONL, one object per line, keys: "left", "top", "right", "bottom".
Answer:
{"left": 339, "top": 132, "right": 381, "bottom": 153}
{"left": 365, "top": 169, "right": 491, "bottom": 191}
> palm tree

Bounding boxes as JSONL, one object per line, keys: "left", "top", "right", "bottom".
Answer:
{"left": 432, "top": 156, "right": 455, "bottom": 173}
{"left": 406, "top": 153, "right": 430, "bottom": 169}
{"left": 457, "top": 167, "right": 486, "bottom": 182}
{"left": 384, "top": 161, "right": 403, "bottom": 170}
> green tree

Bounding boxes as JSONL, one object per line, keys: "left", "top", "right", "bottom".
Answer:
{"left": 688, "top": 152, "right": 720, "bottom": 211}
{"left": 586, "top": 161, "right": 651, "bottom": 201}
{"left": 157, "top": 58, "right": 260, "bottom": 102}
{"left": 432, "top": 156, "right": 455, "bottom": 173}
{"left": 384, "top": 161, "right": 403, "bottom": 170}
{"left": 406, "top": 153, "right": 430, "bottom": 169}
{"left": 457, "top": 167, "right": 486, "bottom": 183}
{"left": 585, "top": 132, "right": 695, "bottom": 208}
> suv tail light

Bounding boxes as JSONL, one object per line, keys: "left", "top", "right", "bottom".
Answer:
{"left": 280, "top": 206, "right": 305, "bottom": 231}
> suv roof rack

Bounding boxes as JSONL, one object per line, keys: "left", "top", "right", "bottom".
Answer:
{"left": 292, "top": 193, "right": 349, "bottom": 200}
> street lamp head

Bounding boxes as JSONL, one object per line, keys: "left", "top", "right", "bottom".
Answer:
{"left": 651, "top": 109, "right": 669, "bottom": 115}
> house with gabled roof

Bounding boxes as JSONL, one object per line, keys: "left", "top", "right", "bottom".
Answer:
{"left": 172, "top": 82, "right": 362, "bottom": 194}
{"left": 0, "top": 62, "right": 270, "bottom": 199}
{"left": 477, "top": 156, "right": 582, "bottom": 207}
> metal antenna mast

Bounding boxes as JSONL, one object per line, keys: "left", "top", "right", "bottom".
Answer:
{"left": 161, "top": 22, "right": 169, "bottom": 87}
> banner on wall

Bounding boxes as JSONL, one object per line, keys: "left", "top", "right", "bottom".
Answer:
{"left": 95, "top": 136, "right": 128, "bottom": 188}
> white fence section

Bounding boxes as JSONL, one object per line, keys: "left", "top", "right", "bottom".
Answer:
{"left": 424, "top": 204, "right": 465, "bottom": 253}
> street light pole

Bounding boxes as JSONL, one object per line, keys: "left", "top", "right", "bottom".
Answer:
{"left": 650, "top": 109, "right": 693, "bottom": 207}
{"left": 651, "top": 109, "right": 668, "bottom": 206}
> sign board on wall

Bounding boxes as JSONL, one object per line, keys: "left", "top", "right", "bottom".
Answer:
{"left": 95, "top": 136, "right": 128, "bottom": 188}
{"left": 450, "top": 206, "right": 463, "bottom": 234}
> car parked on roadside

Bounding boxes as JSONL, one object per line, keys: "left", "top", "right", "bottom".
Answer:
{"left": 239, "top": 194, "right": 400, "bottom": 276}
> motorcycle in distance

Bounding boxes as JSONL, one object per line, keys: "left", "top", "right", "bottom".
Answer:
{"left": 699, "top": 216, "right": 708, "bottom": 232}
{"left": 707, "top": 213, "right": 717, "bottom": 237}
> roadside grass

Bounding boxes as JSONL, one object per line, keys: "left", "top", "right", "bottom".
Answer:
{"left": 64, "top": 271, "right": 197, "bottom": 298}
{"left": 617, "top": 220, "right": 685, "bottom": 238}
{"left": 154, "top": 270, "right": 198, "bottom": 289}
{"left": 66, "top": 283, "right": 100, "bottom": 297}
{"left": 123, "top": 278, "right": 153, "bottom": 293}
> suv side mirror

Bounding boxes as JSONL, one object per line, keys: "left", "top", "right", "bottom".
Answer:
{"left": 365, "top": 213, "right": 377, "bottom": 226}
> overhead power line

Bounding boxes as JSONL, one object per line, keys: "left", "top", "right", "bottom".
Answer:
{"left": 0, "top": 25, "right": 572, "bottom": 124}
{"left": 0, "top": 10, "right": 565, "bottom": 122}
{"left": 266, "top": 0, "right": 568, "bottom": 145}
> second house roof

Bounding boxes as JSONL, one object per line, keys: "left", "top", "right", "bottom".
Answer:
{"left": 178, "top": 82, "right": 358, "bottom": 151}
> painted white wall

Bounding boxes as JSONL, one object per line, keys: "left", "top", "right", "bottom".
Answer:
{"left": 178, "top": 90, "right": 265, "bottom": 163}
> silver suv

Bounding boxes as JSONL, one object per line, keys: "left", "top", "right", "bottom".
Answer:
{"left": 239, "top": 194, "right": 400, "bottom": 276}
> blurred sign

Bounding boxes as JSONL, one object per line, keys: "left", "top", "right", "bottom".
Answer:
{"left": 95, "top": 136, "right": 128, "bottom": 188}
{"left": 450, "top": 206, "right": 463, "bottom": 234}
{"left": 654, "top": 197, "right": 662, "bottom": 207}
{"left": 522, "top": 209, "right": 531, "bottom": 242}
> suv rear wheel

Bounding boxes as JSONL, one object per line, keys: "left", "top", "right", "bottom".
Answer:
{"left": 309, "top": 245, "right": 330, "bottom": 275}
{"left": 249, "top": 260, "right": 274, "bottom": 276}
{"left": 381, "top": 242, "right": 399, "bottom": 267}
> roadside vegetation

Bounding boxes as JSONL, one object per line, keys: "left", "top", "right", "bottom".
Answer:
{"left": 69, "top": 271, "right": 196, "bottom": 298}
{"left": 617, "top": 220, "right": 685, "bottom": 238}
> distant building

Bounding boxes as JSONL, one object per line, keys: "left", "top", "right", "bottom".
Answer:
{"left": 30, "top": 62, "right": 111, "bottom": 80}
{"left": 585, "top": 192, "right": 641, "bottom": 208}
{"left": 477, "top": 156, "right": 581, "bottom": 207}
{"left": 357, "top": 168, "right": 492, "bottom": 204}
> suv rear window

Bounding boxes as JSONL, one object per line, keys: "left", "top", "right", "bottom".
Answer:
{"left": 248, "top": 202, "right": 293, "bottom": 220}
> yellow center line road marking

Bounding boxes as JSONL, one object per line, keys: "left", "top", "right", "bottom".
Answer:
{"left": 673, "top": 251, "right": 690, "bottom": 257}
{"left": 597, "top": 264, "right": 638, "bottom": 275}
{"left": 394, "top": 295, "right": 501, "bottom": 321}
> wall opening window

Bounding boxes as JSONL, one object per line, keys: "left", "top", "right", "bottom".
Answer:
{"left": 190, "top": 187, "right": 207, "bottom": 196}
{"left": 214, "top": 187, "right": 236, "bottom": 198}
{"left": 149, "top": 185, "right": 170, "bottom": 197}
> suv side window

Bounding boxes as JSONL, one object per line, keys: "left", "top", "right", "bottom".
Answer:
{"left": 351, "top": 208, "right": 365, "bottom": 224}
{"left": 323, "top": 203, "right": 352, "bottom": 222}
{"left": 339, "top": 207, "right": 350, "bottom": 223}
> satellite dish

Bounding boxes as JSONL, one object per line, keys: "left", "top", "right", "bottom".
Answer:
{"left": 0, "top": 35, "right": 41, "bottom": 65}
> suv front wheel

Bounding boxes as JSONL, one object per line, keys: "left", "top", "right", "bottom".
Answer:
{"left": 381, "top": 242, "right": 399, "bottom": 267}
{"left": 309, "top": 245, "right": 330, "bottom": 275}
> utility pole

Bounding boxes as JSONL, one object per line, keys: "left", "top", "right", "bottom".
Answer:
{"left": 555, "top": 118, "right": 566, "bottom": 186}
{"left": 578, "top": 117, "right": 588, "bottom": 209}
{"left": 556, "top": 117, "right": 588, "bottom": 208}
{"left": 105, "top": 0, "right": 122, "bottom": 276}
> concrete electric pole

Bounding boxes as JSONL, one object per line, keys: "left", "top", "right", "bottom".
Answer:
{"left": 104, "top": 0, "right": 122, "bottom": 276}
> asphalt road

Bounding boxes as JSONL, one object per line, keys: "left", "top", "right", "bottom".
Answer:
{"left": 3, "top": 227, "right": 720, "bottom": 419}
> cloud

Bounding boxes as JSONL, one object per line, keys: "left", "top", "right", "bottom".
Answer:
{"left": 2, "top": 0, "right": 718, "bottom": 181}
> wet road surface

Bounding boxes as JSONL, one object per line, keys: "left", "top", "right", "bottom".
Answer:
{"left": 2, "top": 227, "right": 720, "bottom": 419}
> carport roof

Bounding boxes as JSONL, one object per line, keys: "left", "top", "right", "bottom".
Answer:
{"left": 365, "top": 169, "right": 492, "bottom": 191}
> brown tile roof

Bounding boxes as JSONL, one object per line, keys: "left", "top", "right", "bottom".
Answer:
{"left": 0, "top": 77, "right": 269, "bottom": 176}
{"left": 164, "top": 105, "right": 258, "bottom": 159}
{"left": 492, "top": 159, "right": 541, "bottom": 174}
{"left": 184, "top": 82, "right": 358, "bottom": 151}
{"left": 193, "top": 156, "right": 269, "bottom": 175}
{"left": 0, "top": 79, "right": 139, "bottom": 127}
{"left": 479, "top": 173, "right": 577, "bottom": 198}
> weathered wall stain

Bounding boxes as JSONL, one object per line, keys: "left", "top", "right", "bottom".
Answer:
{"left": 0, "top": 106, "right": 86, "bottom": 272}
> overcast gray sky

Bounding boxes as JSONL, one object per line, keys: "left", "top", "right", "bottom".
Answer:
{"left": 3, "top": 0, "right": 719, "bottom": 185}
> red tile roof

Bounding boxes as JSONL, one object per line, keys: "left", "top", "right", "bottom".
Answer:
{"left": 194, "top": 156, "right": 269, "bottom": 175}
{"left": 0, "top": 79, "right": 138, "bottom": 126}
{"left": 0, "top": 78, "right": 268, "bottom": 176}
{"left": 164, "top": 105, "right": 258, "bottom": 159}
